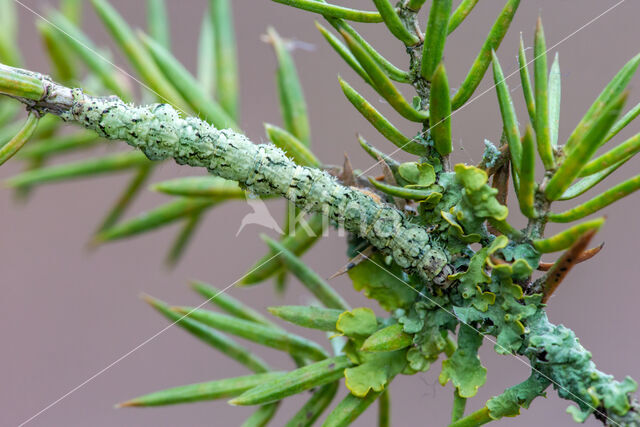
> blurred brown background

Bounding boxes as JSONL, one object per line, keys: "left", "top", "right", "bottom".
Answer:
{"left": 1, "top": 1, "right": 639, "bottom": 426}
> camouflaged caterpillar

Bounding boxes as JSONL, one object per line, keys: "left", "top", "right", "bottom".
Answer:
{"left": 53, "top": 88, "right": 450, "bottom": 283}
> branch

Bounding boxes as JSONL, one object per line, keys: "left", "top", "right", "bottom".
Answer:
{"left": 452, "top": 309, "right": 640, "bottom": 427}
{"left": 0, "top": 63, "right": 450, "bottom": 283}
{"left": 524, "top": 312, "right": 639, "bottom": 426}
{"left": 2, "top": 63, "right": 639, "bottom": 426}
{"left": 451, "top": 312, "right": 640, "bottom": 426}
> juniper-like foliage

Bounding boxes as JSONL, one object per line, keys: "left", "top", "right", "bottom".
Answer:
{"left": 1, "top": 0, "right": 640, "bottom": 425}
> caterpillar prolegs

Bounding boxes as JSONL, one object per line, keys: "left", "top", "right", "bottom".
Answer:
{"left": 53, "top": 88, "right": 450, "bottom": 283}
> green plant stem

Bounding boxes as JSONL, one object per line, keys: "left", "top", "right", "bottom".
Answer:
{"left": 340, "top": 30, "right": 428, "bottom": 122}
{"left": 533, "top": 17, "right": 555, "bottom": 170}
{"left": 140, "top": 31, "right": 239, "bottom": 131}
{"left": 95, "top": 164, "right": 153, "bottom": 233}
{"left": 210, "top": 0, "right": 239, "bottom": 121}
{"left": 166, "top": 211, "right": 204, "bottom": 267}
{"left": 421, "top": 0, "right": 452, "bottom": 80}
{"left": 324, "top": 389, "right": 383, "bottom": 426}
{"left": 451, "top": 0, "right": 520, "bottom": 110}
{"left": 518, "top": 34, "right": 535, "bottom": 124}
{"left": 487, "top": 218, "right": 523, "bottom": 241}
{"left": 315, "top": 21, "right": 374, "bottom": 86}
{"left": 262, "top": 235, "right": 350, "bottom": 310}
{"left": 271, "top": 0, "right": 383, "bottom": 23}
{"left": 117, "top": 372, "right": 286, "bottom": 407}
{"left": 448, "top": 407, "right": 492, "bottom": 427}
{"left": 327, "top": 18, "right": 411, "bottom": 83}
{"left": 405, "top": 0, "right": 427, "bottom": 12}
{"left": 144, "top": 295, "right": 271, "bottom": 373}
{"left": 242, "top": 403, "right": 279, "bottom": 427}
{"left": 448, "top": 0, "right": 479, "bottom": 34}
{"left": 451, "top": 389, "right": 467, "bottom": 423}
{"left": 378, "top": 389, "right": 390, "bottom": 427}
{"left": 0, "top": 111, "right": 39, "bottom": 166}
{"left": 47, "top": 11, "right": 131, "bottom": 101}
{"left": 284, "top": 382, "right": 338, "bottom": 426}
{"left": 147, "top": 0, "right": 170, "bottom": 50}
{"left": 0, "top": 65, "right": 44, "bottom": 99}
{"left": 548, "top": 174, "right": 640, "bottom": 223}
{"left": 339, "top": 77, "right": 426, "bottom": 155}
{"left": 372, "top": 0, "right": 419, "bottom": 46}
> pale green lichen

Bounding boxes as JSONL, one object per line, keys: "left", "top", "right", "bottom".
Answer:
{"left": 482, "top": 139, "right": 501, "bottom": 170}
{"left": 453, "top": 164, "right": 509, "bottom": 233}
{"left": 526, "top": 311, "right": 639, "bottom": 425}
{"left": 439, "top": 325, "right": 487, "bottom": 398}
{"left": 487, "top": 372, "right": 550, "bottom": 418}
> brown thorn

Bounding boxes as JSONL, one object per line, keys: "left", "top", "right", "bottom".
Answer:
{"left": 486, "top": 154, "right": 510, "bottom": 236}
{"left": 579, "top": 241, "right": 605, "bottom": 261}
{"left": 535, "top": 262, "right": 553, "bottom": 272}
{"left": 489, "top": 255, "right": 508, "bottom": 266}
{"left": 478, "top": 144, "right": 510, "bottom": 176}
{"left": 339, "top": 152, "right": 356, "bottom": 187}
{"left": 486, "top": 224, "right": 502, "bottom": 237}
{"left": 322, "top": 164, "right": 342, "bottom": 177}
{"left": 377, "top": 154, "right": 397, "bottom": 185}
{"left": 537, "top": 242, "right": 604, "bottom": 271}
{"left": 492, "top": 159, "right": 510, "bottom": 206}
{"left": 328, "top": 246, "right": 374, "bottom": 280}
{"left": 541, "top": 229, "right": 598, "bottom": 303}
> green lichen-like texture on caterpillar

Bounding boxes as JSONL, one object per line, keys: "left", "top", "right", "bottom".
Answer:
{"left": 58, "top": 89, "right": 448, "bottom": 281}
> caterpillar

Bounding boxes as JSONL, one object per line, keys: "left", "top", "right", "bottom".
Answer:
{"left": 46, "top": 88, "right": 451, "bottom": 283}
